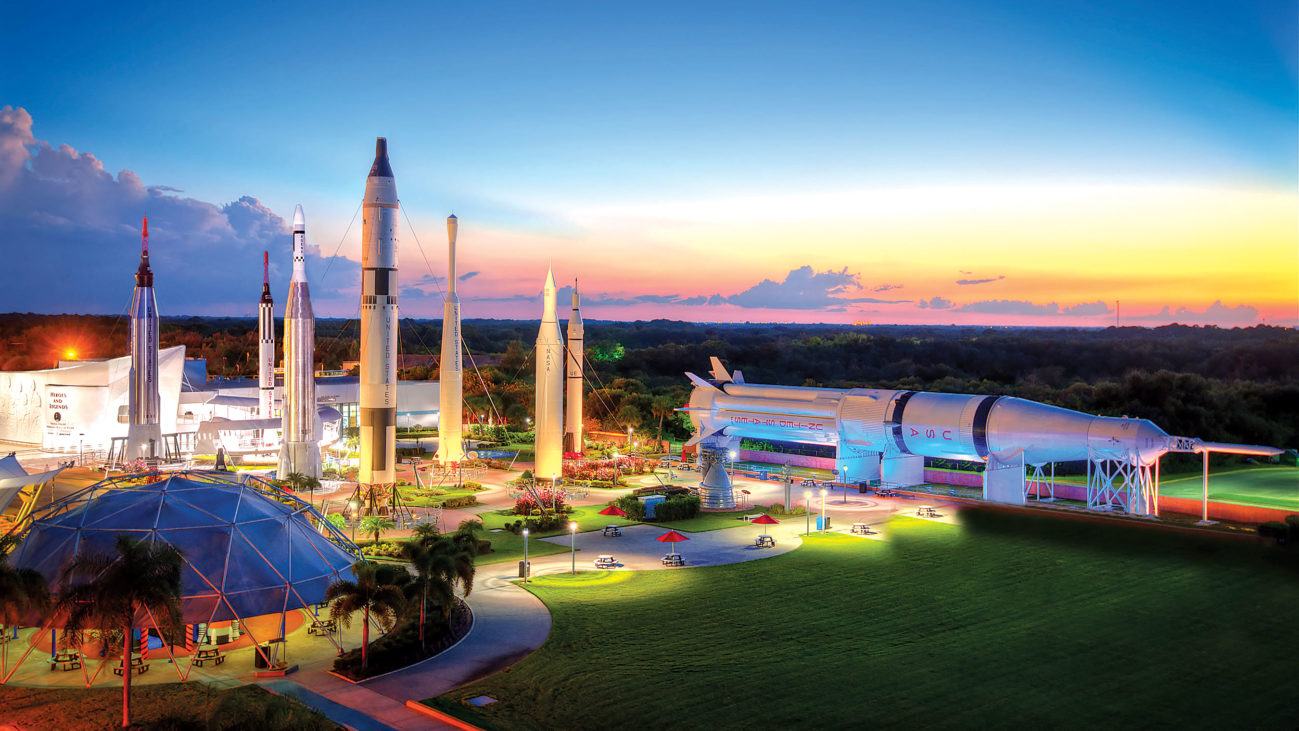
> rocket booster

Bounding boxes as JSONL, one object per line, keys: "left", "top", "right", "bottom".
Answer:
{"left": 258, "top": 251, "right": 275, "bottom": 420}
{"left": 685, "top": 358, "right": 1283, "bottom": 468}
{"left": 359, "top": 137, "right": 399, "bottom": 485}
{"left": 564, "top": 280, "right": 584, "bottom": 453}
{"left": 436, "top": 214, "right": 464, "bottom": 464}
{"left": 534, "top": 267, "right": 564, "bottom": 479}
{"left": 278, "top": 204, "right": 321, "bottom": 479}
{"left": 126, "top": 217, "right": 161, "bottom": 459}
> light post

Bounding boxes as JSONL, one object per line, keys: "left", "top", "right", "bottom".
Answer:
{"left": 78, "top": 433, "right": 84, "bottom": 466}
{"left": 552, "top": 474, "right": 559, "bottom": 512}
{"left": 820, "top": 488, "right": 827, "bottom": 532}
{"left": 569, "top": 521, "right": 578, "bottom": 574}
{"left": 612, "top": 451, "right": 620, "bottom": 486}
{"left": 522, "top": 528, "right": 530, "bottom": 584}
{"left": 728, "top": 450, "right": 738, "bottom": 482}
{"left": 804, "top": 490, "right": 811, "bottom": 536}
{"left": 348, "top": 501, "right": 358, "bottom": 542}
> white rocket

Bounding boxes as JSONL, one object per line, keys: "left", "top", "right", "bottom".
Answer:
{"left": 534, "top": 267, "right": 564, "bottom": 479}
{"left": 359, "top": 137, "right": 399, "bottom": 486}
{"left": 435, "top": 214, "right": 464, "bottom": 464}
{"left": 258, "top": 251, "right": 275, "bottom": 420}
{"left": 125, "top": 217, "right": 162, "bottom": 460}
{"left": 278, "top": 205, "right": 321, "bottom": 479}
{"left": 563, "top": 280, "right": 584, "bottom": 454}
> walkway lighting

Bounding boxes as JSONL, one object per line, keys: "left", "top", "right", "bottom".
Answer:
{"left": 522, "top": 527, "right": 530, "bottom": 584}
{"left": 569, "top": 521, "right": 578, "bottom": 574}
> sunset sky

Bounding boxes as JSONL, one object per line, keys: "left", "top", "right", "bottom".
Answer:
{"left": 1, "top": 1, "right": 1295, "bottom": 326}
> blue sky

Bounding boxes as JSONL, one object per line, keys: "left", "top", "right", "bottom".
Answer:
{"left": 1, "top": 1, "right": 1295, "bottom": 323}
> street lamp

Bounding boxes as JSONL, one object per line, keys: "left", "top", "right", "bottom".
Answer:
{"left": 804, "top": 490, "right": 812, "bottom": 536}
{"left": 820, "top": 488, "right": 827, "bottom": 532}
{"left": 522, "top": 528, "right": 530, "bottom": 584}
{"left": 348, "top": 501, "right": 358, "bottom": 542}
{"left": 728, "top": 450, "right": 738, "bottom": 482}
{"left": 612, "top": 451, "right": 620, "bottom": 485}
{"left": 569, "top": 521, "right": 578, "bottom": 574}
{"left": 552, "top": 474, "right": 559, "bottom": 511}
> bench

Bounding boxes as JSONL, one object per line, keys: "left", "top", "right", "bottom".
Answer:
{"left": 661, "top": 554, "right": 685, "bottom": 567}
{"left": 602, "top": 525, "right": 622, "bottom": 537}
{"left": 851, "top": 523, "right": 874, "bottom": 535}
{"left": 594, "top": 555, "right": 617, "bottom": 569}
{"left": 308, "top": 619, "right": 336, "bottom": 636}
{"left": 193, "top": 646, "right": 225, "bottom": 667}
{"left": 48, "top": 651, "right": 81, "bottom": 671}
{"left": 113, "top": 655, "right": 149, "bottom": 677}
{"left": 754, "top": 535, "right": 775, "bottom": 548}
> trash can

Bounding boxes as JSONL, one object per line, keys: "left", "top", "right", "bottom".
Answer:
{"left": 518, "top": 560, "right": 530, "bottom": 578}
{"left": 254, "top": 644, "right": 270, "bottom": 669}
{"left": 858, "top": 482, "right": 869, "bottom": 493}
{"left": 816, "top": 516, "right": 832, "bottom": 531}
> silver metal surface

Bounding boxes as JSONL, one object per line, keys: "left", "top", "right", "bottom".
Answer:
{"left": 359, "top": 137, "right": 399, "bottom": 485}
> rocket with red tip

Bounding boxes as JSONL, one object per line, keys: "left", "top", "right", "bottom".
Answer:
{"left": 126, "top": 217, "right": 162, "bottom": 459}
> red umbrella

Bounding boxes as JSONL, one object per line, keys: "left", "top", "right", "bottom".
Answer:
{"left": 752, "top": 514, "right": 779, "bottom": 526}
{"left": 598, "top": 505, "right": 627, "bottom": 517}
{"left": 656, "top": 530, "right": 690, "bottom": 556}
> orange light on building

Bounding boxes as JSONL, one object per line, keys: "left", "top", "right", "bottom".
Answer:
{"left": 64, "top": 349, "right": 77, "bottom": 359}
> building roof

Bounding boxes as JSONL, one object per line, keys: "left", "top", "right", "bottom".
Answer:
{"left": 11, "top": 470, "right": 359, "bottom": 625}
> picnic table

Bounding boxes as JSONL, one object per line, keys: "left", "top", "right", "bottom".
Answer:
{"left": 661, "top": 554, "right": 685, "bottom": 567}
{"left": 308, "top": 618, "right": 336, "bottom": 636}
{"left": 602, "top": 525, "right": 623, "bottom": 537}
{"left": 113, "top": 652, "right": 149, "bottom": 677}
{"left": 754, "top": 534, "right": 776, "bottom": 548}
{"left": 917, "top": 506, "right": 939, "bottom": 518}
{"left": 594, "top": 555, "right": 617, "bottom": 569}
{"left": 193, "top": 645, "right": 226, "bottom": 667}
{"left": 851, "top": 522, "right": 874, "bottom": 535}
{"left": 49, "top": 650, "right": 81, "bottom": 671}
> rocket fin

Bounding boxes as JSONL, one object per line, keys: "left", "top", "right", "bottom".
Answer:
{"left": 708, "top": 357, "right": 733, "bottom": 383}
{"left": 732, "top": 369, "right": 745, "bottom": 384}
{"left": 686, "top": 372, "right": 720, "bottom": 390}
{"left": 684, "top": 425, "right": 722, "bottom": 448}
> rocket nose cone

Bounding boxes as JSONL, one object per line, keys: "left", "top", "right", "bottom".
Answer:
{"left": 293, "top": 204, "right": 305, "bottom": 230}
{"left": 369, "top": 137, "right": 394, "bottom": 178}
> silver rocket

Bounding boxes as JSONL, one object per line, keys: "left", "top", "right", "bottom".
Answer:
{"left": 125, "top": 217, "right": 162, "bottom": 460}
{"left": 534, "top": 267, "right": 564, "bottom": 479}
{"left": 258, "top": 251, "right": 275, "bottom": 420}
{"left": 435, "top": 214, "right": 464, "bottom": 464}
{"left": 563, "top": 280, "right": 584, "bottom": 454}
{"left": 278, "top": 205, "right": 321, "bottom": 479}
{"left": 359, "top": 137, "right": 399, "bottom": 486}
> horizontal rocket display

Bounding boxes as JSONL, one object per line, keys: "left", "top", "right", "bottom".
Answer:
{"left": 685, "top": 357, "right": 1281, "bottom": 469}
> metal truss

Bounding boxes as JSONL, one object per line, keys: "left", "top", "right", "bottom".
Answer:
{"left": 1086, "top": 450, "right": 1158, "bottom": 516}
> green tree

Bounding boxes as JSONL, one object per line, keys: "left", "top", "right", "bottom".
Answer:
{"left": 651, "top": 395, "right": 677, "bottom": 442}
{"left": 0, "top": 535, "right": 49, "bottom": 678}
{"left": 325, "top": 513, "right": 346, "bottom": 532}
{"left": 55, "top": 535, "right": 184, "bottom": 729}
{"left": 281, "top": 472, "right": 322, "bottom": 495}
{"left": 359, "top": 515, "right": 395, "bottom": 544}
{"left": 403, "top": 521, "right": 478, "bottom": 649}
{"left": 325, "top": 561, "right": 404, "bottom": 674}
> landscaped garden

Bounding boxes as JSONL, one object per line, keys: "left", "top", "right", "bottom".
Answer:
{"left": 429, "top": 510, "right": 1299, "bottom": 729}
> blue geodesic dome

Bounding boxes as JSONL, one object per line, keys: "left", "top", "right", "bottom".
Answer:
{"left": 11, "top": 470, "right": 359, "bottom": 625}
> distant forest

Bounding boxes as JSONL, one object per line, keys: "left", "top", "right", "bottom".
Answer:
{"left": 1, "top": 313, "right": 1295, "bottom": 456}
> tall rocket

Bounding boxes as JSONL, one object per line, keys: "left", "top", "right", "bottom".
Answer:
{"left": 534, "top": 267, "right": 564, "bottom": 479}
{"left": 278, "top": 205, "right": 321, "bottom": 479}
{"left": 563, "top": 280, "right": 584, "bottom": 454}
{"left": 435, "top": 214, "right": 464, "bottom": 464}
{"left": 126, "top": 217, "right": 161, "bottom": 460}
{"left": 258, "top": 251, "right": 275, "bottom": 420}
{"left": 359, "top": 137, "right": 399, "bottom": 486}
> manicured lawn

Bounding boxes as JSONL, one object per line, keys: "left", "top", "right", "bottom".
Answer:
{"left": 0, "top": 682, "right": 336, "bottom": 730}
{"left": 430, "top": 511, "right": 1299, "bottom": 729}
{"left": 646, "top": 508, "right": 786, "bottom": 532}
{"left": 1158, "top": 466, "right": 1298, "bottom": 510}
{"left": 477, "top": 505, "right": 637, "bottom": 534}
{"left": 475, "top": 529, "right": 568, "bottom": 566}
{"left": 400, "top": 487, "right": 483, "bottom": 507}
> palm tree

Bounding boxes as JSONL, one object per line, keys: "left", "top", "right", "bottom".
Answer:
{"left": 651, "top": 395, "right": 677, "bottom": 444}
{"left": 325, "top": 561, "right": 404, "bottom": 674}
{"left": 55, "top": 535, "right": 184, "bottom": 729}
{"left": 359, "top": 515, "right": 395, "bottom": 545}
{"left": 0, "top": 535, "right": 49, "bottom": 678}
{"left": 282, "top": 472, "right": 322, "bottom": 495}
{"left": 402, "top": 522, "right": 478, "bottom": 649}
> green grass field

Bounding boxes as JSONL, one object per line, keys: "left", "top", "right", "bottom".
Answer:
{"left": 1158, "top": 466, "right": 1298, "bottom": 510}
{"left": 432, "top": 512, "right": 1299, "bottom": 729}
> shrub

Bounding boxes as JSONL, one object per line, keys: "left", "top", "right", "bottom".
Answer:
{"left": 1258, "top": 521, "right": 1290, "bottom": 545}
{"left": 614, "top": 495, "right": 647, "bottom": 521}
{"left": 520, "top": 469, "right": 533, "bottom": 481}
{"left": 514, "top": 488, "right": 567, "bottom": 514}
{"left": 1286, "top": 514, "right": 1299, "bottom": 543}
{"left": 442, "top": 495, "right": 479, "bottom": 509}
{"left": 358, "top": 540, "right": 406, "bottom": 558}
{"left": 503, "top": 515, "right": 568, "bottom": 534}
{"left": 462, "top": 481, "right": 484, "bottom": 492}
{"left": 653, "top": 495, "right": 701, "bottom": 522}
